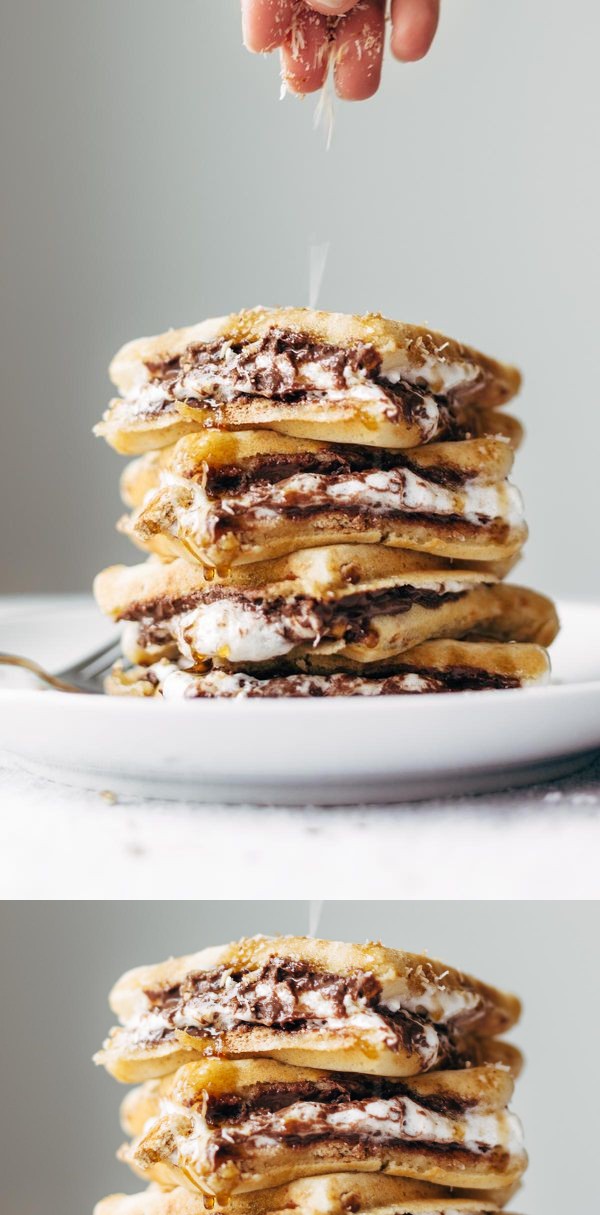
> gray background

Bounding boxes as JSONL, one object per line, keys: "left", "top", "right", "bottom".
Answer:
{"left": 1, "top": 900, "right": 598, "bottom": 1213}
{"left": 1, "top": 2, "right": 598, "bottom": 596}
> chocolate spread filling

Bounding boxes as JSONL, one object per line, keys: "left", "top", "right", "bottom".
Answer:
{"left": 207, "top": 499, "right": 506, "bottom": 542}
{"left": 167, "top": 1069, "right": 505, "bottom": 1168}
{"left": 145, "top": 957, "right": 381, "bottom": 1021}
{"left": 208, "top": 1130, "right": 503, "bottom": 1168}
{"left": 189, "top": 465, "right": 511, "bottom": 542}
{"left": 135, "top": 396, "right": 179, "bottom": 419}
{"left": 121, "top": 584, "right": 471, "bottom": 639}
{"left": 198, "top": 1081, "right": 500, "bottom": 1168}
{"left": 144, "top": 330, "right": 476, "bottom": 434}
{"left": 180, "top": 668, "right": 519, "bottom": 697}
{"left": 202, "top": 1074, "right": 475, "bottom": 1127}
{"left": 134, "top": 623, "right": 175, "bottom": 649}
{"left": 140, "top": 958, "right": 477, "bottom": 1064}
{"left": 205, "top": 448, "right": 472, "bottom": 496}
{"left": 145, "top": 355, "right": 181, "bottom": 393}
{"left": 182, "top": 330, "right": 382, "bottom": 397}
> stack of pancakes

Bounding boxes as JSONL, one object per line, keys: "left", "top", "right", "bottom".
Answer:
{"left": 94, "top": 935, "right": 527, "bottom": 1214}
{"left": 94, "top": 308, "right": 559, "bottom": 697}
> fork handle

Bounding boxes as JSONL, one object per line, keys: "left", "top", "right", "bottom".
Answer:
{"left": 0, "top": 652, "right": 85, "bottom": 694}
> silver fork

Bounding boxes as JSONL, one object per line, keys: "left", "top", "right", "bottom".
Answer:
{"left": 0, "top": 636, "right": 122, "bottom": 694}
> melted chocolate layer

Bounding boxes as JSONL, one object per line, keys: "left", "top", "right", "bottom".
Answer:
{"left": 144, "top": 329, "right": 473, "bottom": 435}
{"left": 200, "top": 1076, "right": 513, "bottom": 1174}
{"left": 207, "top": 500, "right": 508, "bottom": 543}
{"left": 208, "top": 1130, "right": 504, "bottom": 1169}
{"left": 183, "top": 330, "right": 382, "bottom": 397}
{"left": 202, "top": 1074, "right": 475, "bottom": 1127}
{"left": 121, "top": 585, "right": 471, "bottom": 640}
{"left": 140, "top": 958, "right": 476, "bottom": 1066}
{"left": 176, "top": 668, "right": 520, "bottom": 698}
{"left": 205, "top": 448, "right": 472, "bottom": 496}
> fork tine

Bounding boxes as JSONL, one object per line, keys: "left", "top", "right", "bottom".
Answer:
{"left": 1, "top": 636, "right": 124, "bottom": 695}
{"left": 79, "top": 639, "right": 123, "bottom": 677}
{"left": 57, "top": 637, "right": 122, "bottom": 681}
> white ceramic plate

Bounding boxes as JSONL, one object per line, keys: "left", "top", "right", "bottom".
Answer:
{"left": 0, "top": 596, "right": 599, "bottom": 804}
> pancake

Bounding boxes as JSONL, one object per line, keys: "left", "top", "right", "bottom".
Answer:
{"left": 120, "top": 1042, "right": 523, "bottom": 1144}
{"left": 465, "top": 583, "right": 560, "bottom": 647}
{"left": 95, "top": 935, "right": 521, "bottom": 1083}
{"left": 104, "top": 639, "right": 551, "bottom": 698}
{"left": 95, "top": 393, "right": 200, "bottom": 455}
{"left": 94, "top": 549, "right": 557, "bottom": 672}
{"left": 95, "top": 549, "right": 507, "bottom": 669}
{"left": 119, "top": 429, "right": 526, "bottom": 570}
{"left": 119, "top": 1058, "right": 526, "bottom": 1197}
{"left": 119, "top": 431, "right": 522, "bottom": 514}
{"left": 98, "top": 308, "right": 521, "bottom": 452}
{"left": 95, "top": 1173, "right": 519, "bottom": 1215}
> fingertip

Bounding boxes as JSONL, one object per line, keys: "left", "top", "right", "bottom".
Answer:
{"left": 390, "top": 29, "right": 434, "bottom": 63}
{"left": 333, "top": 0, "right": 384, "bottom": 101}
{"left": 335, "top": 64, "right": 381, "bottom": 102}
{"left": 281, "top": 58, "right": 328, "bottom": 96}
{"left": 281, "top": 9, "right": 330, "bottom": 96}
{"left": 241, "top": 0, "right": 295, "bottom": 54}
{"left": 390, "top": 0, "right": 439, "bottom": 62}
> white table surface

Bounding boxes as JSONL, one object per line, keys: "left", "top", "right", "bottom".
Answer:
{"left": 1, "top": 594, "right": 599, "bottom": 900}
{"left": 1, "top": 749, "right": 599, "bottom": 900}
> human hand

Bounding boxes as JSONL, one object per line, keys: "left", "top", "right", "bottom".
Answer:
{"left": 241, "top": 0, "right": 440, "bottom": 101}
